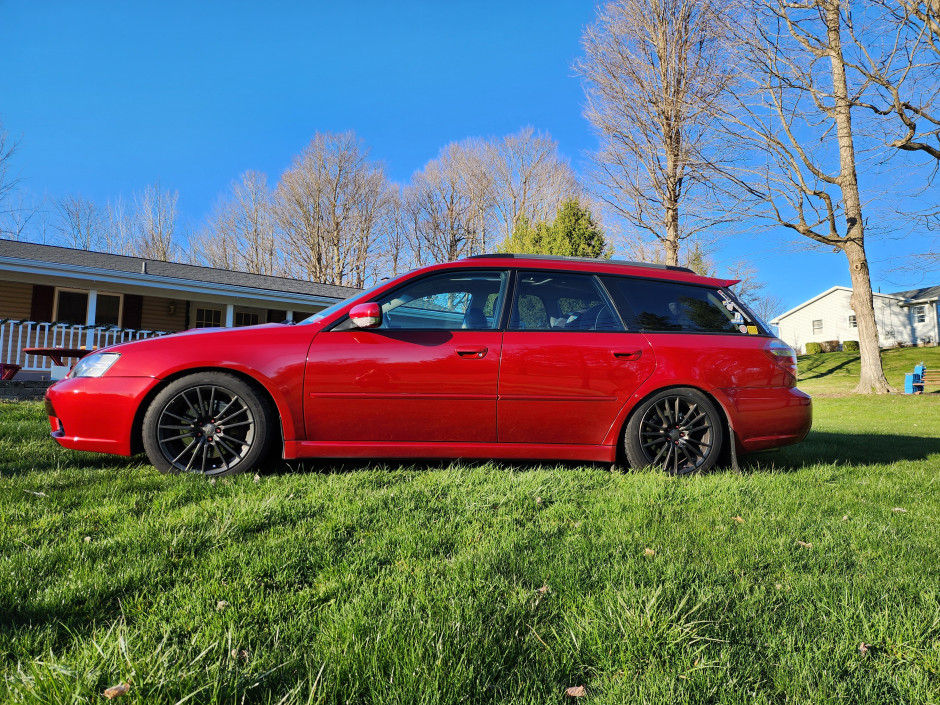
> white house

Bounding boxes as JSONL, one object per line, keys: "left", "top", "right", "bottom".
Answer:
{"left": 771, "top": 285, "right": 940, "bottom": 353}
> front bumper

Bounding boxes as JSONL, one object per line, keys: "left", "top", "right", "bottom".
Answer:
{"left": 45, "top": 376, "right": 161, "bottom": 456}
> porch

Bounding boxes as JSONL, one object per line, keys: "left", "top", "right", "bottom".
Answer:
{"left": 0, "top": 320, "right": 169, "bottom": 379}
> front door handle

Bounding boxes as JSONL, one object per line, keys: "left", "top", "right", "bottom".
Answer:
{"left": 456, "top": 347, "right": 488, "bottom": 359}
{"left": 612, "top": 349, "right": 643, "bottom": 361}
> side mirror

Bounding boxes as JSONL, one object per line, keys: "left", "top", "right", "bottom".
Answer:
{"left": 348, "top": 302, "right": 382, "bottom": 329}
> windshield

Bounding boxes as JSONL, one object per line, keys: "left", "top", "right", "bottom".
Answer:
{"left": 297, "top": 275, "right": 407, "bottom": 325}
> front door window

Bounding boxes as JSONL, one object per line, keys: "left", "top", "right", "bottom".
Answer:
{"left": 377, "top": 270, "right": 508, "bottom": 330}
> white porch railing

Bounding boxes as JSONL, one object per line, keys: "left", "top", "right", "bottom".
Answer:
{"left": 0, "top": 320, "right": 169, "bottom": 373}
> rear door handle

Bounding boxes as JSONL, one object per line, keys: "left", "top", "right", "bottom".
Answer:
{"left": 456, "top": 347, "right": 488, "bottom": 359}
{"left": 612, "top": 349, "right": 643, "bottom": 361}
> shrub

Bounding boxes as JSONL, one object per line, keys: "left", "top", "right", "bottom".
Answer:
{"left": 805, "top": 342, "right": 823, "bottom": 354}
{"left": 842, "top": 340, "right": 859, "bottom": 353}
{"left": 821, "top": 340, "right": 841, "bottom": 353}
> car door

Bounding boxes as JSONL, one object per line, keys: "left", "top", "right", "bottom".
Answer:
{"left": 497, "top": 270, "right": 655, "bottom": 446}
{"left": 304, "top": 269, "right": 508, "bottom": 443}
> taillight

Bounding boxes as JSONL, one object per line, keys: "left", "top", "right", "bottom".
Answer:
{"left": 765, "top": 338, "right": 797, "bottom": 378}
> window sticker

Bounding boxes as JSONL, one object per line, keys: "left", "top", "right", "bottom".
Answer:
{"left": 718, "top": 290, "right": 761, "bottom": 334}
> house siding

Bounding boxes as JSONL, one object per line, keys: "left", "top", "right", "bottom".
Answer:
{"left": 140, "top": 295, "right": 187, "bottom": 332}
{"left": 910, "top": 302, "right": 939, "bottom": 345}
{"left": 0, "top": 281, "right": 35, "bottom": 321}
{"left": 774, "top": 287, "right": 936, "bottom": 352}
{"left": 876, "top": 297, "right": 912, "bottom": 346}
{"left": 776, "top": 289, "right": 858, "bottom": 352}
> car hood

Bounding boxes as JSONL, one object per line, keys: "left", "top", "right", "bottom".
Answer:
{"left": 98, "top": 323, "right": 293, "bottom": 355}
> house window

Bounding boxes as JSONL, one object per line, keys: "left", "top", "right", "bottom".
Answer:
{"left": 913, "top": 306, "right": 926, "bottom": 324}
{"left": 812, "top": 319, "right": 823, "bottom": 334}
{"left": 234, "top": 312, "right": 259, "bottom": 327}
{"left": 96, "top": 294, "right": 122, "bottom": 326}
{"left": 195, "top": 307, "right": 222, "bottom": 328}
{"left": 54, "top": 289, "right": 122, "bottom": 326}
{"left": 55, "top": 290, "right": 88, "bottom": 325}
{"left": 848, "top": 315, "right": 857, "bottom": 328}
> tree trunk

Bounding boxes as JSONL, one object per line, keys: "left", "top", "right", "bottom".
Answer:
{"left": 826, "top": 0, "right": 895, "bottom": 393}
{"left": 844, "top": 241, "right": 894, "bottom": 392}
{"left": 664, "top": 127, "right": 681, "bottom": 266}
{"left": 664, "top": 229, "right": 679, "bottom": 267}
{"left": 664, "top": 181, "right": 680, "bottom": 266}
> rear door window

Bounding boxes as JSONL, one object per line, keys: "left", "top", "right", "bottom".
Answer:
{"left": 601, "top": 277, "right": 760, "bottom": 334}
{"left": 510, "top": 271, "right": 624, "bottom": 331}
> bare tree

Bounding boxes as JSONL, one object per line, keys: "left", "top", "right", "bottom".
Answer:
{"left": 843, "top": 0, "right": 940, "bottom": 161}
{"left": 275, "top": 131, "right": 388, "bottom": 287}
{"left": 722, "top": 259, "right": 788, "bottom": 324}
{"left": 404, "top": 141, "right": 493, "bottom": 264}
{"left": 102, "top": 196, "right": 135, "bottom": 255}
{"left": 194, "top": 217, "right": 238, "bottom": 271}
{"left": 1, "top": 191, "right": 39, "bottom": 241}
{"left": 728, "top": 0, "right": 895, "bottom": 393}
{"left": 750, "top": 292, "right": 785, "bottom": 323}
{"left": 0, "top": 121, "right": 18, "bottom": 227}
{"left": 376, "top": 184, "right": 413, "bottom": 277}
{"left": 55, "top": 194, "right": 103, "bottom": 250}
{"left": 459, "top": 139, "right": 497, "bottom": 253}
{"left": 200, "top": 171, "right": 279, "bottom": 275}
{"left": 133, "top": 184, "right": 178, "bottom": 261}
{"left": 577, "top": 0, "right": 737, "bottom": 266}
{"left": 487, "top": 128, "right": 580, "bottom": 245}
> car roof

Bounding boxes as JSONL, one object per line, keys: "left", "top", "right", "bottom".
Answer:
{"left": 434, "top": 254, "right": 739, "bottom": 289}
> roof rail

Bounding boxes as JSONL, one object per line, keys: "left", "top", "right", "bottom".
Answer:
{"left": 465, "top": 253, "right": 695, "bottom": 273}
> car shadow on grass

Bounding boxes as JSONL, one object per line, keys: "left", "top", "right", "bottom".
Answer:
{"left": 266, "top": 429, "right": 940, "bottom": 477}
{"left": 264, "top": 456, "right": 610, "bottom": 477}
{"left": 739, "top": 430, "right": 940, "bottom": 472}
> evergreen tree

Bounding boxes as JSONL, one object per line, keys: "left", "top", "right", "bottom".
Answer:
{"left": 498, "top": 199, "right": 610, "bottom": 258}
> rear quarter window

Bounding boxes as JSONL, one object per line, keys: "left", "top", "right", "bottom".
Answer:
{"left": 602, "top": 277, "right": 757, "bottom": 334}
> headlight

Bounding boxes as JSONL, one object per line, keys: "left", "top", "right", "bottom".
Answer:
{"left": 69, "top": 353, "right": 121, "bottom": 378}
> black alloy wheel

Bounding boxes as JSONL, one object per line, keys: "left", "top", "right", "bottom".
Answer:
{"left": 624, "top": 388, "right": 724, "bottom": 475}
{"left": 142, "top": 372, "right": 274, "bottom": 476}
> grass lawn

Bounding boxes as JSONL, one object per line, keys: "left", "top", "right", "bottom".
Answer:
{"left": 796, "top": 346, "right": 940, "bottom": 395}
{"left": 1, "top": 369, "right": 939, "bottom": 702}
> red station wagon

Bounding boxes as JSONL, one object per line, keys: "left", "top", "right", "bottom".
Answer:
{"left": 44, "top": 255, "right": 812, "bottom": 476}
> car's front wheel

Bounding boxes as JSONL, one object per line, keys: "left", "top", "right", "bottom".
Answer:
{"left": 623, "top": 388, "right": 724, "bottom": 475}
{"left": 142, "top": 372, "right": 274, "bottom": 476}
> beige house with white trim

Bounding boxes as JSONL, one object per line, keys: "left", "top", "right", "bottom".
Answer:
{"left": 0, "top": 240, "right": 359, "bottom": 378}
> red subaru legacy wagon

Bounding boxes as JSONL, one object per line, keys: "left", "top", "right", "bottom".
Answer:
{"left": 44, "top": 255, "right": 811, "bottom": 476}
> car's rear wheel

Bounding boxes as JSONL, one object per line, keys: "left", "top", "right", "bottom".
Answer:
{"left": 623, "top": 388, "right": 724, "bottom": 475}
{"left": 142, "top": 372, "right": 274, "bottom": 476}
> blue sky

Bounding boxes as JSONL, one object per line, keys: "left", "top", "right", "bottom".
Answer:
{"left": 1, "top": 1, "right": 935, "bottom": 309}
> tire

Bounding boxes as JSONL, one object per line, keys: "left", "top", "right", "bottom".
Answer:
{"left": 623, "top": 388, "right": 724, "bottom": 475}
{"left": 142, "top": 372, "right": 275, "bottom": 476}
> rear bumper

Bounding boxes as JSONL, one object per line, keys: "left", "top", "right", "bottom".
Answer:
{"left": 714, "top": 386, "right": 812, "bottom": 453}
{"left": 45, "top": 376, "right": 160, "bottom": 456}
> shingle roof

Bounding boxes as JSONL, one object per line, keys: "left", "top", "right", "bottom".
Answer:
{"left": 0, "top": 240, "right": 360, "bottom": 300}
{"left": 888, "top": 285, "right": 940, "bottom": 301}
